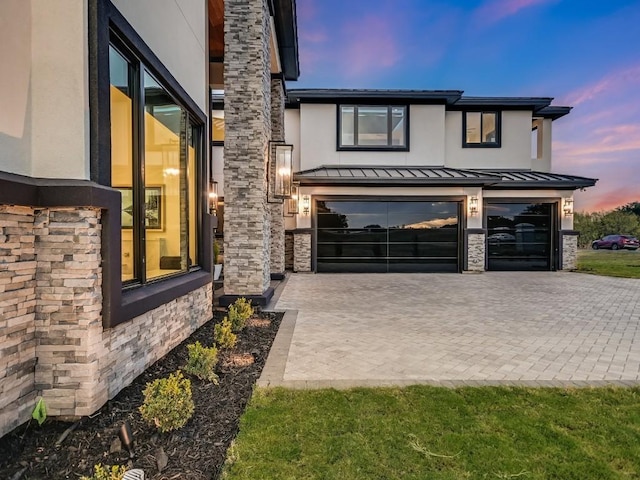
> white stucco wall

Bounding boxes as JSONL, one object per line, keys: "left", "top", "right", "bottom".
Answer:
{"left": 0, "top": 0, "right": 90, "bottom": 179}
{"left": 212, "top": 145, "right": 224, "bottom": 196}
{"left": 296, "top": 104, "right": 447, "bottom": 170}
{"left": 445, "top": 110, "right": 533, "bottom": 170}
{"left": 111, "top": 0, "right": 208, "bottom": 114}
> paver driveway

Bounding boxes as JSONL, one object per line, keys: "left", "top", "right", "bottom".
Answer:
{"left": 259, "top": 272, "right": 640, "bottom": 388}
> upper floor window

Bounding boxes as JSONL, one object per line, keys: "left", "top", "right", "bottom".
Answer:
{"left": 463, "top": 111, "right": 500, "bottom": 147}
{"left": 339, "top": 105, "right": 408, "bottom": 150}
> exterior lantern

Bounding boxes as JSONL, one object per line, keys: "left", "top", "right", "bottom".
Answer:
{"left": 469, "top": 196, "right": 479, "bottom": 216}
{"left": 270, "top": 142, "right": 293, "bottom": 199}
{"left": 286, "top": 182, "right": 300, "bottom": 216}
{"left": 302, "top": 194, "right": 311, "bottom": 215}
{"left": 209, "top": 181, "right": 218, "bottom": 215}
{"left": 563, "top": 198, "right": 573, "bottom": 217}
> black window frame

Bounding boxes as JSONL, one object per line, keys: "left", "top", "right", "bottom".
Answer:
{"left": 337, "top": 105, "right": 409, "bottom": 151}
{"left": 90, "top": 0, "right": 212, "bottom": 329}
{"left": 462, "top": 110, "right": 501, "bottom": 148}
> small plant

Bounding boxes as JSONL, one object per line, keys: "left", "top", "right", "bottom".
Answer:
{"left": 228, "top": 297, "right": 254, "bottom": 332}
{"left": 214, "top": 316, "right": 237, "bottom": 349}
{"left": 184, "top": 341, "right": 219, "bottom": 383}
{"left": 139, "top": 370, "right": 194, "bottom": 432}
{"left": 80, "top": 464, "right": 127, "bottom": 480}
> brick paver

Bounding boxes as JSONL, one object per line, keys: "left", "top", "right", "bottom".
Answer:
{"left": 259, "top": 272, "right": 640, "bottom": 388}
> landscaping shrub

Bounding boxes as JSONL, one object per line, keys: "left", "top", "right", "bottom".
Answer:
{"left": 184, "top": 341, "right": 219, "bottom": 383}
{"left": 214, "top": 317, "right": 237, "bottom": 349}
{"left": 80, "top": 464, "right": 127, "bottom": 480}
{"left": 139, "top": 371, "right": 194, "bottom": 433}
{"left": 228, "top": 297, "right": 254, "bottom": 332}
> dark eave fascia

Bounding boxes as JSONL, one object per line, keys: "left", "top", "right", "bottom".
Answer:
{"left": 451, "top": 96, "right": 553, "bottom": 112}
{"left": 295, "top": 177, "right": 500, "bottom": 187}
{"left": 485, "top": 180, "right": 596, "bottom": 190}
{"left": 287, "top": 89, "right": 464, "bottom": 106}
{"left": 536, "top": 106, "right": 572, "bottom": 120}
{"left": 272, "top": 0, "right": 300, "bottom": 81}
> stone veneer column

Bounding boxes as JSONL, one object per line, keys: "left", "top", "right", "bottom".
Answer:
{"left": 466, "top": 232, "right": 486, "bottom": 272}
{"left": 269, "top": 78, "right": 286, "bottom": 278}
{"left": 223, "top": 0, "right": 272, "bottom": 299}
{"left": 34, "top": 208, "right": 105, "bottom": 417}
{"left": 293, "top": 232, "right": 312, "bottom": 272}
{"left": 561, "top": 233, "right": 578, "bottom": 270}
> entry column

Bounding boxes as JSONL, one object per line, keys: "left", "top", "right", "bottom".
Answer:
{"left": 222, "top": 0, "right": 273, "bottom": 305}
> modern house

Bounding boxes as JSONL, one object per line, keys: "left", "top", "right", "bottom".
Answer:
{"left": 278, "top": 90, "right": 597, "bottom": 273}
{"left": 0, "top": 0, "right": 298, "bottom": 438}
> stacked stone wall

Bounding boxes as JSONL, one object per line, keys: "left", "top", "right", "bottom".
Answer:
{"left": 293, "top": 233, "right": 312, "bottom": 272}
{"left": 285, "top": 231, "right": 294, "bottom": 270}
{"left": 0, "top": 204, "right": 213, "bottom": 437}
{"left": 562, "top": 234, "right": 578, "bottom": 270}
{"left": 0, "top": 206, "right": 38, "bottom": 435}
{"left": 269, "top": 78, "right": 286, "bottom": 275}
{"left": 223, "top": 0, "right": 272, "bottom": 295}
{"left": 467, "top": 233, "right": 485, "bottom": 272}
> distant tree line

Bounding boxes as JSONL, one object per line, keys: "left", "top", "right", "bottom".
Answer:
{"left": 574, "top": 202, "right": 640, "bottom": 248}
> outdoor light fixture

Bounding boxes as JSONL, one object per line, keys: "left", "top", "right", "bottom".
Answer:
{"left": 563, "top": 198, "right": 574, "bottom": 217}
{"left": 469, "top": 196, "right": 479, "bottom": 216}
{"left": 269, "top": 142, "right": 293, "bottom": 199}
{"left": 119, "top": 421, "right": 135, "bottom": 458}
{"left": 286, "top": 183, "right": 300, "bottom": 216}
{"left": 209, "top": 181, "right": 218, "bottom": 215}
{"left": 302, "top": 194, "right": 311, "bottom": 215}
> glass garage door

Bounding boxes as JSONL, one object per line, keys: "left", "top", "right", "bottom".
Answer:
{"left": 316, "top": 200, "right": 460, "bottom": 273}
{"left": 486, "top": 203, "right": 554, "bottom": 271}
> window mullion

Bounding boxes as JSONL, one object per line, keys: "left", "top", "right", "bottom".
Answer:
{"left": 353, "top": 106, "right": 358, "bottom": 147}
{"left": 135, "top": 64, "right": 147, "bottom": 284}
{"left": 387, "top": 106, "right": 392, "bottom": 146}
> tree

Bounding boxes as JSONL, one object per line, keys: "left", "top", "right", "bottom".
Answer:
{"left": 617, "top": 202, "right": 640, "bottom": 217}
{"left": 574, "top": 210, "right": 640, "bottom": 248}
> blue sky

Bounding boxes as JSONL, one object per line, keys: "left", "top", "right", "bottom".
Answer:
{"left": 292, "top": 0, "right": 640, "bottom": 212}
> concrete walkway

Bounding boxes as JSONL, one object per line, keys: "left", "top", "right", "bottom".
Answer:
{"left": 259, "top": 272, "right": 640, "bottom": 388}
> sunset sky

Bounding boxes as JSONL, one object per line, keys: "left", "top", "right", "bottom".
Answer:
{"left": 292, "top": 0, "right": 640, "bottom": 212}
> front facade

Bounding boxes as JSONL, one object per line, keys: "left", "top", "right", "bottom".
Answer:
{"left": 283, "top": 90, "right": 596, "bottom": 274}
{"left": 0, "top": 0, "right": 298, "bottom": 438}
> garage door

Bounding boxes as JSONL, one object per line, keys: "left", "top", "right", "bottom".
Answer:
{"left": 486, "top": 202, "right": 554, "bottom": 271}
{"left": 316, "top": 200, "right": 461, "bottom": 273}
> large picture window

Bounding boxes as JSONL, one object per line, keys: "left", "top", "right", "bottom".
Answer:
{"left": 463, "top": 111, "right": 500, "bottom": 147}
{"left": 110, "top": 40, "right": 201, "bottom": 286}
{"left": 339, "top": 105, "right": 408, "bottom": 150}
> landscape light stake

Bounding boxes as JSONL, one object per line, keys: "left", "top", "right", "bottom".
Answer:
{"left": 119, "top": 421, "right": 135, "bottom": 458}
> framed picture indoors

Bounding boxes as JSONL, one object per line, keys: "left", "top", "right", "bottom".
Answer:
{"left": 115, "top": 186, "right": 163, "bottom": 230}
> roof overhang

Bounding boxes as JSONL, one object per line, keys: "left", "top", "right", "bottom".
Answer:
{"left": 450, "top": 97, "right": 553, "bottom": 112}
{"left": 295, "top": 166, "right": 502, "bottom": 187}
{"left": 269, "top": 0, "right": 300, "bottom": 80}
{"left": 535, "top": 106, "right": 572, "bottom": 120}
{"left": 287, "top": 89, "right": 464, "bottom": 106}
{"left": 294, "top": 166, "right": 597, "bottom": 191}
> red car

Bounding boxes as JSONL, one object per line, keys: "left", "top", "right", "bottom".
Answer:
{"left": 592, "top": 234, "right": 639, "bottom": 250}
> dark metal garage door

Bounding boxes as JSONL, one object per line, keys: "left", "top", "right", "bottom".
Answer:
{"left": 486, "top": 202, "right": 555, "bottom": 271}
{"left": 316, "top": 200, "right": 461, "bottom": 273}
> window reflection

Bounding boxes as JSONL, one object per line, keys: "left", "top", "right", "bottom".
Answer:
{"left": 317, "top": 201, "right": 460, "bottom": 273}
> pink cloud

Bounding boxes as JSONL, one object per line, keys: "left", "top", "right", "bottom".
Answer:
{"left": 296, "top": 0, "right": 318, "bottom": 22}
{"left": 560, "top": 64, "right": 640, "bottom": 106}
{"left": 474, "top": 0, "right": 558, "bottom": 24}
{"left": 339, "top": 15, "right": 401, "bottom": 78}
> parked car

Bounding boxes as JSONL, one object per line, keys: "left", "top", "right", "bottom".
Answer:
{"left": 488, "top": 232, "right": 516, "bottom": 243}
{"left": 591, "top": 235, "right": 639, "bottom": 250}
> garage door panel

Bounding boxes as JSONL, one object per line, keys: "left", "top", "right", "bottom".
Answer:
{"left": 388, "top": 242, "right": 458, "bottom": 257}
{"left": 487, "top": 202, "right": 554, "bottom": 271}
{"left": 388, "top": 228, "right": 458, "bottom": 242}
{"left": 315, "top": 200, "right": 461, "bottom": 273}
{"left": 317, "top": 243, "right": 387, "bottom": 258}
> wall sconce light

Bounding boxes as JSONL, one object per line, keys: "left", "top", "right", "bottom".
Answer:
{"left": 285, "top": 183, "right": 300, "bottom": 216}
{"left": 302, "top": 195, "right": 310, "bottom": 215}
{"left": 269, "top": 142, "right": 293, "bottom": 199}
{"left": 209, "top": 181, "right": 218, "bottom": 215}
{"left": 469, "top": 196, "right": 479, "bottom": 216}
{"left": 563, "top": 198, "right": 573, "bottom": 217}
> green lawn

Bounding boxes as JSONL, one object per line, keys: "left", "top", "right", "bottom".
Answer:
{"left": 577, "top": 249, "right": 640, "bottom": 278}
{"left": 222, "top": 386, "right": 640, "bottom": 480}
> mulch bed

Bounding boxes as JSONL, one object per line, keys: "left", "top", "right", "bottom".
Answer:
{"left": 0, "top": 309, "right": 283, "bottom": 480}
